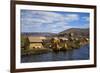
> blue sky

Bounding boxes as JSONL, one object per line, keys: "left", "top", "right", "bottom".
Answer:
{"left": 21, "top": 10, "right": 90, "bottom": 33}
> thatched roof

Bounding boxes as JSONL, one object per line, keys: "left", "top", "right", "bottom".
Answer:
{"left": 58, "top": 37, "right": 68, "bottom": 40}
{"left": 28, "top": 36, "right": 44, "bottom": 43}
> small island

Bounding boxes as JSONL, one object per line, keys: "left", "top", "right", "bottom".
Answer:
{"left": 21, "top": 28, "right": 89, "bottom": 56}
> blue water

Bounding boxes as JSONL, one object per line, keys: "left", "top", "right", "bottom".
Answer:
{"left": 21, "top": 44, "right": 89, "bottom": 63}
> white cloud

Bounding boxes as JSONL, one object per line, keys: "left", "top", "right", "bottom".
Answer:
{"left": 22, "top": 11, "right": 63, "bottom": 24}
{"left": 21, "top": 10, "right": 88, "bottom": 33}
{"left": 21, "top": 10, "right": 80, "bottom": 26}
{"left": 64, "top": 14, "right": 79, "bottom": 22}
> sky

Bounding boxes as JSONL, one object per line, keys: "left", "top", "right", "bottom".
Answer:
{"left": 21, "top": 10, "right": 90, "bottom": 33}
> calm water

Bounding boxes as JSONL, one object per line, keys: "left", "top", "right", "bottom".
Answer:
{"left": 21, "top": 44, "right": 89, "bottom": 63}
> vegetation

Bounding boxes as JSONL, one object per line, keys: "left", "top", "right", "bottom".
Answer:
{"left": 21, "top": 36, "right": 30, "bottom": 50}
{"left": 21, "top": 48, "right": 51, "bottom": 56}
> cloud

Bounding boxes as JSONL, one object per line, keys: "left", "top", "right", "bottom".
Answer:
{"left": 64, "top": 14, "right": 79, "bottom": 22}
{"left": 21, "top": 10, "right": 80, "bottom": 25}
{"left": 21, "top": 10, "right": 65, "bottom": 25}
{"left": 21, "top": 10, "right": 89, "bottom": 33}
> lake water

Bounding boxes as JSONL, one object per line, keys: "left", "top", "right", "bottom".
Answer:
{"left": 21, "top": 44, "right": 89, "bottom": 63}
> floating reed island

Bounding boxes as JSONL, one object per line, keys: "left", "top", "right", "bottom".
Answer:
{"left": 21, "top": 32, "right": 89, "bottom": 56}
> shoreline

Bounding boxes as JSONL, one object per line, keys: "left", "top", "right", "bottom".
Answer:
{"left": 21, "top": 44, "right": 89, "bottom": 57}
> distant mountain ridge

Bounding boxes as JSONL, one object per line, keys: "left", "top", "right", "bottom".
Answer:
{"left": 21, "top": 32, "right": 57, "bottom": 37}
{"left": 21, "top": 28, "right": 89, "bottom": 38}
{"left": 58, "top": 28, "right": 89, "bottom": 38}
{"left": 60, "top": 28, "right": 89, "bottom": 34}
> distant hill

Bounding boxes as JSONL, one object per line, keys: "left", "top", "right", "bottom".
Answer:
{"left": 58, "top": 28, "right": 89, "bottom": 38}
{"left": 21, "top": 28, "right": 89, "bottom": 38}
{"left": 21, "top": 32, "right": 57, "bottom": 37}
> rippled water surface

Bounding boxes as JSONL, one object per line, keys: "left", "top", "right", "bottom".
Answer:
{"left": 21, "top": 44, "right": 89, "bottom": 63}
